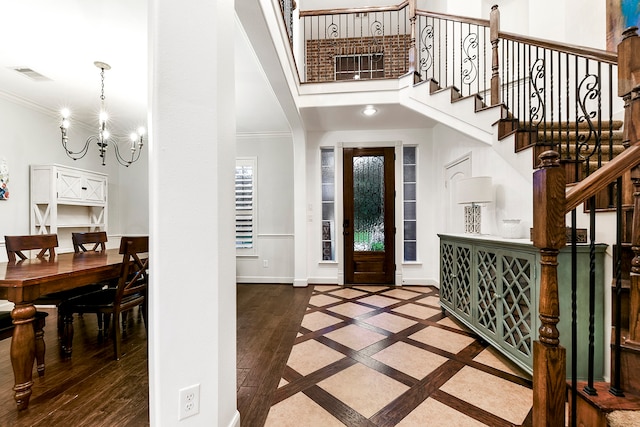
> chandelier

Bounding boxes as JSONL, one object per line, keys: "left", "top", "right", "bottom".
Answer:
{"left": 60, "top": 61, "right": 145, "bottom": 167}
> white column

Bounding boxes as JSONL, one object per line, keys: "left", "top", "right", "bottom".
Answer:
{"left": 293, "top": 128, "right": 309, "bottom": 287}
{"left": 148, "top": 0, "right": 238, "bottom": 426}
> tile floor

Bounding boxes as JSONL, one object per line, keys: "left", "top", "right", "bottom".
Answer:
{"left": 264, "top": 285, "right": 534, "bottom": 426}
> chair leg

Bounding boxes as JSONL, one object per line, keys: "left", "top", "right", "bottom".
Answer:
{"left": 103, "top": 313, "right": 112, "bottom": 338}
{"left": 61, "top": 312, "right": 74, "bottom": 357}
{"left": 113, "top": 311, "right": 121, "bottom": 361}
{"left": 56, "top": 309, "right": 64, "bottom": 339}
{"left": 142, "top": 299, "right": 148, "bottom": 333}
{"left": 33, "top": 316, "right": 46, "bottom": 377}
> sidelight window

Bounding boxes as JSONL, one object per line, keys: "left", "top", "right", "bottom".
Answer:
{"left": 321, "top": 148, "right": 335, "bottom": 261}
{"left": 403, "top": 146, "right": 417, "bottom": 261}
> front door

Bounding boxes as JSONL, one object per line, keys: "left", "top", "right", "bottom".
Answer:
{"left": 343, "top": 147, "right": 395, "bottom": 284}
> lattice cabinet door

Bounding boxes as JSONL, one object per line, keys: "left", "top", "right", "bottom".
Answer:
{"left": 453, "top": 243, "right": 473, "bottom": 323}
{"left": 499, "top": 250, "right": 537, "bottom": 368}
{"left": 439, "top": 240, "right": 473, "bottom": 323}
{"left": 475, "top": 247, "right": 500, "bottom": 341}
{"left": 439, "top": 240, "right": 456, "bottom": 311}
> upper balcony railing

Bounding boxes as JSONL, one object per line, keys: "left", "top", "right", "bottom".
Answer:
{"left": 295, "top": 3, "right": 623, "bottom": 201}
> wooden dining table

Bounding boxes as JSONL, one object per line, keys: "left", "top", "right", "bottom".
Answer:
{"left": 0, "top": 248, "right": 124, "bottom": 410}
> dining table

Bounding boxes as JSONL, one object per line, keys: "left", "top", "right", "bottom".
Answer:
{"left": 0, "top": 248, "right": 124, "bottom": 410}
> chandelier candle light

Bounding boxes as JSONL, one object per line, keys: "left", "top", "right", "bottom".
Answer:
{"left": 60, "top": 61, "right": 145, "bottom": 167}
{"left": 456, "top": 176, "right": 493, "bottom": 234}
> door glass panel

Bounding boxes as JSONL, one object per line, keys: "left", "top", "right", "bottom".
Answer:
{"left": 353, "top": 155, "right": 385, "bottom": 252}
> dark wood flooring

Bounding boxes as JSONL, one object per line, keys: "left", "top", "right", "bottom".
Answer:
{"left": 0, "top": 285, "right": 311, "bottom": 427}
{"left": 0, "top": 307, "right": 149, "bottom": 427}
{"left": 236, "top": 283, "right": 314, "bottom": 426}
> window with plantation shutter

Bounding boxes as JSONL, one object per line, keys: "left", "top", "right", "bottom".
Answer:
{"left": 236, "top": 158, "right": 257, "bottom": 254}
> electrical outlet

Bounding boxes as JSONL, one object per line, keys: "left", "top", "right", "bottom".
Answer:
{"left": 179, "top": 384, "right": 200, "bottom": 420}
{"left": 263, "top": 259, "right": 268, "bottom": 268}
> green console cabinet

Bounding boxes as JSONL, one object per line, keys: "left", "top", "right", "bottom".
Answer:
{"left": 439, "top": 234, "right": 606, "bottom": 379}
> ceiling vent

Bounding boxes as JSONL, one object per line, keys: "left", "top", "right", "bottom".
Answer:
{"left": 12, "top": 67, "right": 52, "bottom": 82}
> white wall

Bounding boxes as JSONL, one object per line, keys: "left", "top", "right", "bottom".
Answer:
{"left": 236, "top": 133, "right": 295, "bottom": 283}
{"left": 149, "top": 0, "right": 238, "bottom": 426}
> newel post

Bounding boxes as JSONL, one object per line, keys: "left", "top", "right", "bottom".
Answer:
{"left": 408, "top": 0, "right": 419, "bottom": 82}
{"left": 490, "top": 5, "right": 501, "bottom": 106}
{"left": 620, "top": 27, "right": 640, "bottom": 344}
{"left": 532, "top": 151, "right": 567, "bottom": 427}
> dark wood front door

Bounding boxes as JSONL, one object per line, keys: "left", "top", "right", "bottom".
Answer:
{"left": 343, "top": 147, "right": 395, "bottom": 284}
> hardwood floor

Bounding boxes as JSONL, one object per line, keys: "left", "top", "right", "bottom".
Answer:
{"left": 0, "top": 284, "right": 533, "bottom": 426}
{"left": 237, "top": 283, "right": 314, "bottom": 426}
{"left": 0, "top": 307, "right": 149, "bottom": 427}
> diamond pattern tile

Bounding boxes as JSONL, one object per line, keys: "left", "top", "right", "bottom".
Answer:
{"left": 286, "top": 339, "right": 345, "bottom": 376}
{"left": 309, "top": 294, "right": 343, "bottom": 307}
{"left": 324, "top": 324, "right": 387, "bottom": 350}
{"left": 363, "top": 312, "right": 416, "bottom": 333}
{"left": 327, "top": 301, "right": 376, "bottom": 318}
{"left": 301, "top": 311, "right": 343, "bottom": 331}
{"left": 318, "top": 363, "right": 410, "bottom": 418}
{"left": 266, "top": 285, "right": 533, "bottom": 427}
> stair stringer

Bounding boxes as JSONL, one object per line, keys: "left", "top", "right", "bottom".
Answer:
{"left": 398, "top": 75, "right": 502, "bottom": 146}
{"left": 398, "top": 75, "right": 536, "bottom": 183}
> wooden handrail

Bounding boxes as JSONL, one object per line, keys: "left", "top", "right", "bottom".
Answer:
{"left": 499, "top": 31, "right": 617, "bottom": 64}
{"left": 299, "top": 1, "right": 409, "bottom": 17}
{"left": 416, "top": 10, "right": 490, "bottom": 28}
{"left": 565, "top": 140, "right": 640, "bottom": 213}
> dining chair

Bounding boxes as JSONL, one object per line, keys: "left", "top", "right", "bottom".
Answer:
{"left": 71, "top": 231, "right": 115, "bottom": 332}
{"left": 72, "top": 231, "right": 108, "bottom": 253}
{"left": 4, "top": 235, "right": 56, "bottom": 375}
{"left": 61, "top": 236, "right": 148, "bottom": 360}
{"left": 5, "top": 234, "right": 58, "bottom": 262}
{"left": 0, "top": 311, "right": 49, "bottom": 377}
{"left": 4, "top": 233, "right": 102, "bottom": 339}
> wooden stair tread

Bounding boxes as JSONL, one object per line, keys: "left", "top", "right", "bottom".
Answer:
{"left": 570, "top": 381, "right": 640, "bottom": 412}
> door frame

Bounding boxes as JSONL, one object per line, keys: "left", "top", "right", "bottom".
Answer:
{"left": 334, "top": 141, "right": 403, "bottom": 286}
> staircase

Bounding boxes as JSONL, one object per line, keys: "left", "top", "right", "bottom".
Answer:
{"left": 283, "top": 1, "right": 640, "bottom": 424}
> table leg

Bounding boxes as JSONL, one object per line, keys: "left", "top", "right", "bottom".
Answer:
{"left": 10, "top": 303, "right": 36, "bottom": 410}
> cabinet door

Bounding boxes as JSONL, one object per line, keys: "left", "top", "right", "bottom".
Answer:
{"left": 454, "top": 243, "right": 473, "bottom": 322}
{"left": 440, "top": 241, "right": 456, "bottom": 309}
{"left": 475, "top": 247, "right": 499, "bottom": 340}
{"left": 57, "top": 169, "right": 84, "bottom": 202}
{"left": 499, "top": 251, "right": 536, "bottom": 365}
{"left": 84, "top": 175, "right": 106, "bottom": 203}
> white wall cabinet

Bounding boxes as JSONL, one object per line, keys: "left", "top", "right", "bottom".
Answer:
{"left": 30, "top": 164, "right": 107, "bottom": 251}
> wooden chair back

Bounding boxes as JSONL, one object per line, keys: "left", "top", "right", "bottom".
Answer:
{"left": 72, "top": 231, "right": 108, "bottom": 253}
{"left": 115, "top": 236, "right": 149, "bottom": 308}
{"left": 5, "top": 234, "right": 58, "bottom": 262}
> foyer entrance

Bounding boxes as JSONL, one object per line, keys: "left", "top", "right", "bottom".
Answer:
{"left": 343, "top": 147, "right": 395, "bottom": 284}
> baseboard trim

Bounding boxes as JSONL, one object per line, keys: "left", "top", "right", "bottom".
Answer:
{"left": 226, "top": 410, "right": 241, "bottom": 427}
{"left": 236, "top": 276, "right": 294, "bottom": 284}
{"left": 401, "top": 278, "right": 439, "bottom": 287}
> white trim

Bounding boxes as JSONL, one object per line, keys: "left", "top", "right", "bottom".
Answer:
{"left": 400, "top": 278, "right": 439, "bottom": 287}
{"left": 293, "top": 278, "right": 308, "bottom": 287}
{"left": 257, "top": 233, "right": 294, "bottom": 238}
{"left": 236, "top": 131, "right": 292, "bottom": 139}
{"left": 236, "top": 276, "right": 294, "bottom": 284}
{"left": 307, "top": 277, "right": 339, "bottom": 285}
{"left": 226, "top": 410, "right": 241, "bottom": 427}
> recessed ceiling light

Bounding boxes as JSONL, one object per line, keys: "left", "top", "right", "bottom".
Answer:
{"left": 363, "top": 105, "right": 377, "bottom": 116}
